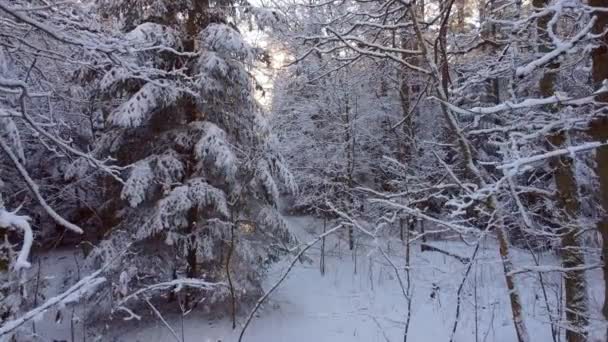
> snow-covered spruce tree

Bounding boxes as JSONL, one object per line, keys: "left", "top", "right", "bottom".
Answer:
{"left": 85, "top": 0, "right": 296, "bottom": 318}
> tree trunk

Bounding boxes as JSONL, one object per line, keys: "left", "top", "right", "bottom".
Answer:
{"left": 455, "top": 0, "right": 466, "bottom": 33}
{"left": 548, "top": 133, "right": 589, "bottom": 342}
{"left": 344, "top": 95, "right": 355, "bottom": 250}
{"left": 534, "top": 0, "right": 589, "bottom": 337}
{"left": 398, "top": 36, "right": 417, "bottom": 163}
{"left": 183, "top": 0, "right": 210, "bottom": 306}
{"left": 588, "top": 0, "right": 608, "bottom": 329}
{"left": 407, "top": 6, "right": 531, "bottom": 340}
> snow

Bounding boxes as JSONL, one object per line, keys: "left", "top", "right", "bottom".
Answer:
{"left": 7, "top": 216, "right": 605, "bottom": 341}
{"left": 0, "top": 208, "right": 33, "bottom": 270}
{"left": 108, "top": 83, "right": 179, "bottom": 128}
{"left": 201, "top": 24, "right": 254, "bottom": 62}
{"left": 0, "top": 250, "right": 106, "bottom": 339}
{"left": 195, "top": 122, "right": 238, "bottom": 180}
{"left": 0, "top": 115, "right": 25, "bottom": 163}
{"left": 98, "top": 216, "right": 606, "bottom": 342}
{"left": 122, "top": 160, "right": 155, "bottom": 207}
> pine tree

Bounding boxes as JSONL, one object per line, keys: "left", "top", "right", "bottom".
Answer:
{"left": 84, "top": 0, "right": 297, "bottom": 316}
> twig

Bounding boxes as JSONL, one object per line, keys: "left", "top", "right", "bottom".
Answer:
{"left": 420, "top": 243, "right": 470, "bottom": 264}
{"left": 0, "top": 270, "right": 106, "bottom": 336}
{"left": 0, "top": 136, "right": 84, "bottom": 234}
{"left": 238, "top": 224, "right": 344, "bottom": 342}
{"left": 449, "top": 243, "right": 481, "bottom": 342}
{"left": 227, "top": 219, "right": 237, "bottom": 330}
{"left": 145, "top": 298, "right": 181, "bottom": 342}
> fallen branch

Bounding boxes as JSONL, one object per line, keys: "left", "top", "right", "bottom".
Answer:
{"left": 116, "top": 278, "right": 223, "bottom": 309}
{"left": 0, "top": 270, "right": 106, "bottom": 336}
{"left": 507, "top": 263, "right": 602, "bottom": 276}
{"left": 145, "top": 298, "right": 182, "bottom": 342}
{"left": 421, "top": 243, "right": 471, "bottom": 264}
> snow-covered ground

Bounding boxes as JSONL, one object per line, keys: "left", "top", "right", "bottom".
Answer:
{"left": 25, "top": 215, "right": 606, "bottom": 342}
{"left": 114, "top": 216, "right": 606, "bottom": 342}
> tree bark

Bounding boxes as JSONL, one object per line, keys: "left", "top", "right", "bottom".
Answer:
{"left": 535, "top": 0, "right": 589, "bottom": 338}
{"left": 344, "top": 94, "right": 355, "bottom": 250}
{"left": 183, "top": 0, "right": 211, "bottom": 306}
{"left": 548, "top": 133, "right": 589, "bottom": 342}
{"left": 588, "top": 0, "right": 608, "bottom": 328}
{"left": 407, "top": 6, "right": 531, "bottom": 341}
{"left": 455, "top": 0, "right": 466, "bottom": 33}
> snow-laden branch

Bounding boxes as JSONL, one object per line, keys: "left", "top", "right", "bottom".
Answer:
{"left": 0, "top": 2, "right": 114, "bottom": 53}
{"left": 0, "top": 208, "right": 32, "bottom": 270}
{"left": 433, "top": 81, "right": 608, "bottom": 117}
{"left": 324, "top": 27, "right": 431, "bottom": 75}
{"left": 4, "top": 81, "right": 125, "bottom": 183}
{"left": 370, "top": 198, "right": 476, "bottom": 235}
{"left": 115, "top": 278, "right": 223, "bottom": 310}
{"left": 499, "top": 142, "right": 605, "bottom": 176}
{"left": 0, "top": 3, "right": 199, "bottom": 61}
{"left": 515, "top": 16, "right": 596, "bottom": 77}
{"left": 0, "top": 136, "right": 84, "bottom": 234}
{"left": 508, "top": 263, "right": 602, "bottom": 276}
{"left": 0, "top": 76, "right": 29, "bottom": 97}
{"left": 0, "top": 270, "right": 106, "bottom": 337}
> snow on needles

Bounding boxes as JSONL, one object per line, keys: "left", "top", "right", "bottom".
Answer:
{"left": 201, "top": 24, "right": 254, "bottom": 62}
{"left": 195, "top": 122, "right": 238, "bottom": 181}
{"left": 108, "top": 83, "right": 179, "bottom": 128}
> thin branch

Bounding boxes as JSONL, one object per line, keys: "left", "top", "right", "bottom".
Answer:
{"left": 238, "top": 224, "right": 344, "bottom": 342}
{"left": 0, "top": 135, "right": 84, "bottom": 234}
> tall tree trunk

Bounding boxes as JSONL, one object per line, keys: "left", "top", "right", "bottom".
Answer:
{"left": 398, "top": 37, "right": 418, "bottom": 163}
{"left": 495, "top": 216, "right": 530, "bottom": 342}
{"left": 535, "top": 0, "right": 589, "bottom": 338}
{"left": 456, "top": 0, "right": 466, "bottom": 33}
{"left": 344, "top": 95, "right": 355, "bottom": 250}
{"left": 588, "top": 0, "right": 608, "bottom": 330}
{"left": 407, "top": 6, "right": 531, "bottom": 341}
{"left": 480, "top": 0, "right": 499, "bottom": 104}
{"left": 183, "top": 0, "right": 210, "bottom": 292}
{"left": 548, "top": 133, "right": 589, "bottom": 342}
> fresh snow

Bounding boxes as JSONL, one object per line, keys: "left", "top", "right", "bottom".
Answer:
{"left": 96, "top": 216, "right": 604, "bottom": 342}
{"left": 0, "top": 208, "right": 32, "bottom": 270}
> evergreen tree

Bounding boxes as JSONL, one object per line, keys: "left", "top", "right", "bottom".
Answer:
{"left": 82, "top": 0, "right": 296, "bottom": 316}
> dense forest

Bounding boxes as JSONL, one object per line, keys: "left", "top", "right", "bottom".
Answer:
{"left": 1, "top": 0, "right": 608, "bottom": 341}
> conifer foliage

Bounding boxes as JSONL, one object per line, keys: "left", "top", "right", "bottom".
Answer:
{"left": 89, "top": 0, "right": 296, "bottom": 315}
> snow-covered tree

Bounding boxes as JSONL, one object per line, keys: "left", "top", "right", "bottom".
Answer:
{"left": 82, "top": 0, "right": 297, "bottom": 321}
{"left": 271, "top": 0, "right": 608, "bottom": 340}
{"left": 0, "top": 1, "right": 119, "bottom": 335}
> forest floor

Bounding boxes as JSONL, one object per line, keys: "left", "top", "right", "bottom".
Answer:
{"left": 31, "top": 215, "right": 607, "bottom": 342}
